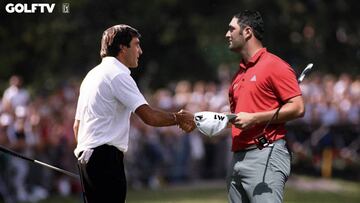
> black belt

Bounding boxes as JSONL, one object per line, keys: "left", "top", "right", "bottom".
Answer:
{"left": 235, "top": 139, "right": 284, "bottom": 152}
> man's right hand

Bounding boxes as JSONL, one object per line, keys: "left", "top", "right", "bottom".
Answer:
{"left": 176, "top": 109, "right": 196, "bottom": 133}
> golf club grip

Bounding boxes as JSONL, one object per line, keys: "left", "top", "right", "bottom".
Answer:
{"left": 0, "top": 145, "right": 33, "bottom": 162}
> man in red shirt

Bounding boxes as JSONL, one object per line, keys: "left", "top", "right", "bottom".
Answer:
{"left": 225, "top": 11, "right": 305, "bottom": 203}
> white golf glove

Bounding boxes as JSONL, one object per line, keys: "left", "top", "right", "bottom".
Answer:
{"left": 194, "top": 111, "right": 236, "bottom": 137}
{"left": 78, "top": 149, "right": 94, "bottom": 164}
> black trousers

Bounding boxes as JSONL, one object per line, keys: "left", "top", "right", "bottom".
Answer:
{"left": 78, "top": 145, "right": 126, "bottom": 203}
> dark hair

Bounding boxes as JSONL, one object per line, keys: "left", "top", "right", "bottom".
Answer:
{"left": 100, "top": 24, "right": 141, "bottom": 58}
{"left": 234, "top": 10, "right": 264, "bottom": 41}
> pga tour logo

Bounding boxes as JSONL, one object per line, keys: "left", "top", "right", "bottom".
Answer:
{"left": 5, "top": 3, "right": 70, "bottom": 13}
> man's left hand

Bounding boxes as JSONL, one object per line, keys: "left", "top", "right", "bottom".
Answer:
{"left": 230, "top": 112, "right": 256, "bottom": 130}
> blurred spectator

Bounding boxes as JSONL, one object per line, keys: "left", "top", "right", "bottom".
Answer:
{"left": 2, "top": 75, "right": 29, "bottom": 113}
{"left": 0, "top": 72, "right": 359, "bottom": 201}
{"left": 174, "top": 80, "right": 192, "bottom": 109}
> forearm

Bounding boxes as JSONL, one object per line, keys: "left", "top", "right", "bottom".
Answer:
{"left": 73, "top": 120, "right": 80, "bottom": 143}
{"left": 145, "top": 110, "right": 178, "bottom": 127}
{"left": 135, "top": 104, "right": 177, "bottom": 127}
{"left": 253, "top": 102, "right": 304, "bottom": 125}
{"left": 231, "top": 96, "right": 304, "bottom": 130}
{"left": 255, "top": 95, "right": 305, "bottom": 124}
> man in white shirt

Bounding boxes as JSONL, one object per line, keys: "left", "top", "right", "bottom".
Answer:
{"left": 73, "top": 24, "right": 195, "bottom": 203}
{"left": 2, "top": 75, "right": 30, "bottom": 112}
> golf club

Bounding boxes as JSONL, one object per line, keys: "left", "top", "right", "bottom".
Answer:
{"left": 0, "top": 145, "right": 79, "bottom": 179}
{"left": 298, "top": 63, "right": 313, "bottom": 83}
{"left": 254, "top": 63, "right": 314, "bottom": 149}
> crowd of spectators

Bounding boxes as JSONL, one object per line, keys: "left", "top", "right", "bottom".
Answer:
{"left": 0, "top": 71, "right": 359, "bottom": 202}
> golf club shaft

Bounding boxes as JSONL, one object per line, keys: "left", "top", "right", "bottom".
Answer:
{"left": 262, "top": 63, "right": 314, "bottom": 133}
{"left": 34, "top": 160, "right": 79, "bottom": 179}
{"left": 0, "top": 145, "right": 79, "bottom": 179}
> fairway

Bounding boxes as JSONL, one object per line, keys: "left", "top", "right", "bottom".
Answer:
{"left": 33, "top": 175, "right": 360, "bottom": 203}
{"left": 126, "top": 177, "right": 360, "bottom": 203}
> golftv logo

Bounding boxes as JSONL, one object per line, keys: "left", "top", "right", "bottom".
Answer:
{"left": 5, "top": 3, "right": 70, "bottom": 13}
{"left": 5, "top": 3, "right": 55, "bottom": 13}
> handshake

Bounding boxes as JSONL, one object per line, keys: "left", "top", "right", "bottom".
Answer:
{"left": 175, "top": 111, "right": 240, "bottom": 136}
{"left": 174, "top": 110, "right": 197, "bottom": 133}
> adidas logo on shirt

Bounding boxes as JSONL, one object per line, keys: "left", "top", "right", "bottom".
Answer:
{"left": 250, "top": 75, "right": 257, "bottom": 82}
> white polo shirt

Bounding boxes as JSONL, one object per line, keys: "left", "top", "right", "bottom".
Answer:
{"left": 74, "top": 57, "right": 148, "bottom": 157}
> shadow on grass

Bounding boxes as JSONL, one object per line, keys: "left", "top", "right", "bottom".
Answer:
{"left": 32, "top": 176, "right": 360, "bottom": 203}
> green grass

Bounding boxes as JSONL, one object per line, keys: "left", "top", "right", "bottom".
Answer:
{"left": 284, "top": 188, "right": 360, "bottom": 203}
{"left": 33, "top": 176, "right": 359, "bottom": 203}
{"left": 128, "top": 187, "right": 227, "bottom": 203}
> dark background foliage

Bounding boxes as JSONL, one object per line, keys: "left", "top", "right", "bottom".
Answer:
{"left": 1, "top": 0, "right": 359, "bottom": 91}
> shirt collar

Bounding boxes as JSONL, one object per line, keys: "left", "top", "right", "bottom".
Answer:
{"left": 102, "top": 57, "right": 131, "bottom": 74}
{"left": 239, "top": 48, "right": 267, "bottom": 70}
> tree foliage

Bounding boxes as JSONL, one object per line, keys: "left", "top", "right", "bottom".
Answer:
{"left": 1, "top": 0, "right": 359, "bottom": 91}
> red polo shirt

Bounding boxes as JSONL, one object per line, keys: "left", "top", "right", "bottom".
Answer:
{"left": 228, "top": 48, "right": 302, "bottom": 151}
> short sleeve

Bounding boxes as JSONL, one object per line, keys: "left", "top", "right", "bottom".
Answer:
{"left": 270, "top": 64, "right": 302, "bottom": 102}
{"left": 110, "top": 74, "right": 148, "bottom": 112}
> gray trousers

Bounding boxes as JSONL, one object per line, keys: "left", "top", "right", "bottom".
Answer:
{"left": 226, "top": 139, "right": 291, "bottom": 203}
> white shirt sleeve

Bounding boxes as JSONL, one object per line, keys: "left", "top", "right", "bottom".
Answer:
{"left": 110, "top": 73, "right": 148, "bottom": 112}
